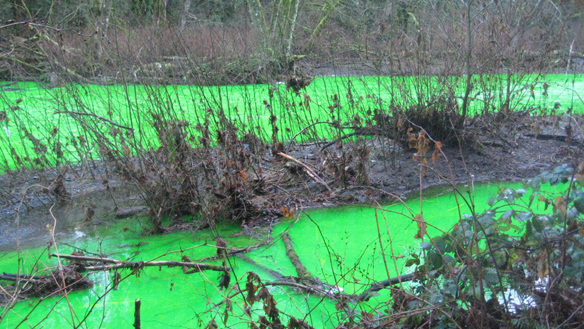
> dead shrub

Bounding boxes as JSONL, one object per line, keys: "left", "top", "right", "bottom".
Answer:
{"left": 391, "top": 94, "right": 472, "bottom": 148}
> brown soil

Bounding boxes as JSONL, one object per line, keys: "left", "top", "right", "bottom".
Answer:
{"left": 1, "top": 114, "right": 582, "bottom": 248}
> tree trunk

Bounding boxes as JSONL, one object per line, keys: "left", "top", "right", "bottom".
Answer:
{"left": 285, "top": 0, "right": 300, "bottom": 60}
{"left": 461, "top": 0, "right": 473, "bottom": 121}
{"left": 179, "top": 0, "right": 191, "bottom": 32}
{"left": 96, "top": 0, "right": 112, "bottom": 63}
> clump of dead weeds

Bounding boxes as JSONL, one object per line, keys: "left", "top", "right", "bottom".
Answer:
{"left": 390, "top": 94, "right": 474, "bottom": 148}
{"left": 90, "top": 107, "right": 281, "bottom": 233}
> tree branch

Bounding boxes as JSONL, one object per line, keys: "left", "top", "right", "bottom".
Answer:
{"left": 50, "top": 253, "right": 229, "bottom": 272}
{"left": 55, "top": 110, "right": 134, "bottom": 130}
{"left": 277, "top": 152, "right": 332, "bottom": 192}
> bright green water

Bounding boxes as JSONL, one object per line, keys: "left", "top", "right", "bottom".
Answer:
{"left": 0, "top": 74, "right": 582, "bottom": 171}
{"left": 2, "top": 181, "right": 552, "bottom": 328}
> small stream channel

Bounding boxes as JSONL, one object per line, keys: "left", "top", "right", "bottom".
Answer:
{"left": 1, "top": 181, "right": 533, "bottom": 328}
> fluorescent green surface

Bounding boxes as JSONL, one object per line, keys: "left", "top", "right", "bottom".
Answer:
{"left": 2, "top": 181, "right": 555, "bottom": 328}
{"left": 0, "top": 74, "right": 582, "bottom": 171}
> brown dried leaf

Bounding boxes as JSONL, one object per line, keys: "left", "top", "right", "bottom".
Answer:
{"left": 281, "top": 206, "right": 294, "bottom": 219}
{"left": 216, "top": 238, "right": 227, "bottom": 258}
{"left": 205, "top": 319, "right": 218, "bottom": 329}
{"left": 414, "top": 214, "right": 427, "bottom": 239}
{"left": 576, "top": 161, "right": 584, "bottom": 186}
{"left": 223, "top": 299, "right": 232, "bottom": 325}
{"left": 245, "top": 280, "right": 257, "bottom": 306}
{"left": 536, "top": 251, "right": 549, "bottom": 279}
{"left": 555, "top": 196, "right": 567, "bottom": 217}
{"left": 408, "top": 136, "right": 418, "bottom": 149}
{"left": 431, "top": 141, "right": 442, "bottom": 164}
{"left": 256, "top": 286, "right": 269, "bottom": 301}
{"left": 263, "top": 294, "right": 279, "bottom": 321}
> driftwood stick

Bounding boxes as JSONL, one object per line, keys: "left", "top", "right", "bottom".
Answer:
{"left": 277, "top": 152, "right": 332, "bottom": 192}
{"left": 281, "top": 232, "right": 313, "bottom": 282}
{"left": 1, "top": 268, "right": 93, "bottom": 299}
{"left": 0, "top": 273, "right": 44, "bottom": 283}
{"left": 51, "top": 253, "right": 230, "bottom": 272}
{"left": 54, "top": 110, "right": 134, "bottom": 131}
{"left": 358, "top": 272, "right": 416, "bottom": 301}
{"left": 51, "top": 254, "right": 118, "bottom": 263}
{"left": 263, "top": 281, "right": 330, "bottom": 295}
{"left": 1, "top": 273, "right": 44, "bottom": 280}
{"left": 0, "top": 82, "right": 17, "bottom": 88}
{"left": 83, "top": 261, "right": 229, "bottom": 272}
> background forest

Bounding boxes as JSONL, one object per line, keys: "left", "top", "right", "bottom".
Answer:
{"left": 1, "top": 0, "right": 584, "bottom": 84}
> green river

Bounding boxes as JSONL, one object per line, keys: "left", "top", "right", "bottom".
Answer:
{"left": 0, "top": 74, "right": 582, "bottom": 171}
{"left": 2, "top": 181, "right": 557, "bottom": 328}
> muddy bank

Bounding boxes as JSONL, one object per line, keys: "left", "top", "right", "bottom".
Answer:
{"left": 0, "top": 114, "right": 582, "bottom": 248}
{"left": 0, "top": 165, "right": 143, "bottom": 249}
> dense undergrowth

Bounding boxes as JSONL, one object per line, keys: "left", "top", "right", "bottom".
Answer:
{"left": 382, "top": 162, "right": 584, "bottom": 328}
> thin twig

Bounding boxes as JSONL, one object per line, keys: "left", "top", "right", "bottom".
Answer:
{"left": 198, "top": 239, "right": 271, "bottom": 262}
{"left": 55, "top": 110, "right": 134, "bottom": 130}
{"left": 286, "top": 121, "right": 329, "bottom": 152}
{"left": 277, "top": 152, "right": 332, "bottom": 192}
{"left": 358, "top": 273, "right": 416, "bottom": 301}
{"left": 320, "top": 132, "right": 360, "bottom": 151}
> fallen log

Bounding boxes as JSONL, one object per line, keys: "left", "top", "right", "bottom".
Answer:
{"left": 526, "top": 132, "right": 583, "bottom": 146}
{"left": 0, "top": 273, "right": 44, "bottom": 281}
{"left": 84, "top": 261, "right": 228, "bottom": 272}
{"left": 51, "top": 254, "right": 118, "bottom": 263}
{"left": 358, "top": 272, "right": 417, "bottom": 301}
{"left": 281, "top": 232, "right": 313, "bottom": 282}
{"left": 0, "top": 266, "right": 93, "bottom": 298}
{"left": 50, "top": 253, "right": 230, "bottom": 272}
{"left": 235, "top": 254, "right": 286, "bottom": 281}
{"left": 280, "top": 232, "right": 347, "bottom": 297}
{"left": 0, "top": 82, "right": 17, "bottom": 88}
{"left": 55, "top": 110, "right": 134, "bottom": 131}
{"left": 237, "top": 252, "right": 347, "bottom": 298}
{"left": 0, "top": 252, "right": 232, "bottom": 302}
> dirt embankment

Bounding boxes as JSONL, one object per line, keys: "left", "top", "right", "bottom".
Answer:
{"left": 0, "top": 114, "right": 582, "bottom": 248}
